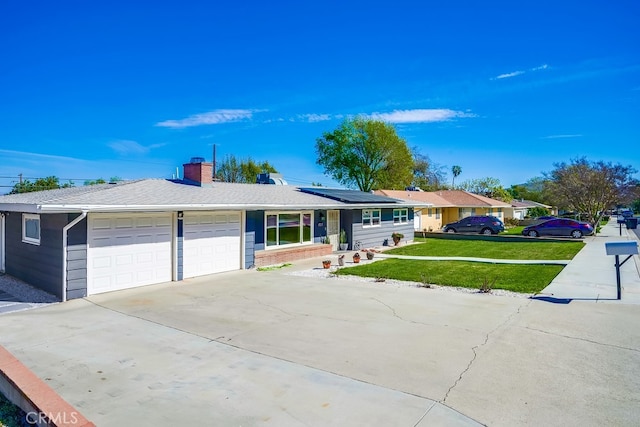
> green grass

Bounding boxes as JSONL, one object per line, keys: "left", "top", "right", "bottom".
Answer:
{"left": 502, "top": 226, "right": 525, "bottom": 235}
{"left": 336, "top": 259, "right": 563, "bottom": 294}
{"left": 257, "top": 263, "right": 292, "bottom": 271}
{"left": 389, "top": 238, "right": 583, "bottom": 260}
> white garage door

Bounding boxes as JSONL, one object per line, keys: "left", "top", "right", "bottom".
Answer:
{"left": 88, "top": 213, "right": 172, "bottom": 295}
{"left": 183, "top": 212, "right": 241, "bottom": 278}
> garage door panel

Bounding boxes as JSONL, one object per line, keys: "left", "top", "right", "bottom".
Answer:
{"left": 88, "top": 213, "right": 172, "bottom": 295}
{"left": 183, "top": 211, "right": 241, "bottom": 279}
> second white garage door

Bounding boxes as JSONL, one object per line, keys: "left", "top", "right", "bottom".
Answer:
{"left": 183, "top": 212, "right": 241, "bottom": 278}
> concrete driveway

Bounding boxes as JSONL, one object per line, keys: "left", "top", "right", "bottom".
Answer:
{"left": 0, "top": 266, "right": 639, "bottom": 426}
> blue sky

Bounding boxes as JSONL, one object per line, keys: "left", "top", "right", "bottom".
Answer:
{"left": 1, "top": 1, "right": 639, "bottom": 193}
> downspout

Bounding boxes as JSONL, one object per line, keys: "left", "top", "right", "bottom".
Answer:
{"left": 62, "top": 211, "right": 88, "bottom": 302}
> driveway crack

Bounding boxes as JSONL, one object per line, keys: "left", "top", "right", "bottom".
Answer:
{"left": 370, "top": 297, "right": 473, "bottom": 331}
{"left": 523, "top": 326, "right": 640, "bottom": 353}
{"left": 441, "top": 299, "right": 532, "bottom": 404}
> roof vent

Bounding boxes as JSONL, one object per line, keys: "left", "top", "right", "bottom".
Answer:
{"left": 190, "top": 157, "right": 205, "bottom": 164}
{"left": 256, "top": 173, "right": 288, "bottom": 185}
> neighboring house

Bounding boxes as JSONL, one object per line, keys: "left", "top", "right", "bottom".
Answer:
{"left": 0, "top": 160, "right": 422, "bottom": 301}
{"left": 376, "top": 189, "right": 511, "bottom": 231}
{"left": 507, "top": 199, "right": 557, "bottom": 220}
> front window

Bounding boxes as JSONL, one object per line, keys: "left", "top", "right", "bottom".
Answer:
{"left": 362, "top": 209, "right": 381, "bottom": 227}
{"left": 266, "top": 212, "right": 312, "bottom": 247}
{"left": 427, "top": 209, "right": 433, "bottom": 217}
{"left": 22, "top": 214, "right": 41, "bottom": 245}
{"left": 393, "top": 208, "right": 408, "bottom": 224}
{"left": 436, "top": 208, "right": 441, "bottom": 219}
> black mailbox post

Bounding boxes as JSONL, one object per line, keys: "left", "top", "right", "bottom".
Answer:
{"left": 605, "top": 242, "right": 639, "bottom": 300}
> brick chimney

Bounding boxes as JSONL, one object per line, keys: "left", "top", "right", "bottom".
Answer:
{"left": 183, "top": 158, "right": 213, "bottom": 185}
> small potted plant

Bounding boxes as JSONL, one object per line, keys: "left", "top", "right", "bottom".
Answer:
{"left": 352, "top": 252, "right": 361, "bottom": 263}
{"left": 391, "top": 232, "right": 404, "bottom": 246}
{"left": 322, "top": 259, "right": 331, "bottom": 269}
{"left": 338, "top": 254, "right": 345, "bottom": 266}
{"left": 366, "top": 250, "right": 374, "bottom": 260}
{"left": 339, "top": 229, "right": 348, "bottom": 251}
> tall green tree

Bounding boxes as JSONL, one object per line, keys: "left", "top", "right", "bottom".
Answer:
{"left": 545, "top": 157, "right": 638, "bottom": 226}
{"left": 316, "top": 117, "right": 413, "bottom": 192}
{"left": 217, "top": 155, "right": 277, "bottom": 183}
{"left": 10, "top": 176, "right": 73, "bottom": 194}
{"left": 412, "top": 150, "right": 447, "bottom": 191}
{"left": 508, "top": 177, "right": 550, "bottom": 203}
{"left": 451, "top": 165, "right": 462, "bottom": 188}
{"left": 458, "top": 176, "right": 511, "bottom": 201}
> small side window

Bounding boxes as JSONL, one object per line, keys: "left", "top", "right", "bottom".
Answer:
{"left": 23, "top": 214, "right": 41, "bottom": 245}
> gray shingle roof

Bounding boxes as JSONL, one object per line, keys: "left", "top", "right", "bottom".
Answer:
{"left": 0, "top": 179, "right": 422, "bottom": 213}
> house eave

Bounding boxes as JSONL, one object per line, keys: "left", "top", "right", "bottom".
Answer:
{"left": 23, "top": 202, "right": 429, "bottom": 213}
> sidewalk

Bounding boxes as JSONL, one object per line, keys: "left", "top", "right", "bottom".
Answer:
{"left": 538, "top": 218, "right": 640, "bottom": 303}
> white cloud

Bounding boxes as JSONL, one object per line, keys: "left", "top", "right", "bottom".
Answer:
{"left": 0, "top": 149, "right": 86, "bottom": 163}
{"left": 541, "top": 134, "right": 583, "bottom": 139}
{"left": 496, "top": 70, "right": 525, "bottom": 79}
{"left": 298, "top": 113, "right": 331, "bottom": 122}
{"left": 531, "top": 64, "right": 549, "bottom": 71}
{"left": 494, "top": 64, "right": 550, "bottom": 80}
{"left": 155, "top": 109, "right": 256, "bottom": 128}
{"left": 108, "top": 140, "right": 166, "bottom": 155}
{"left": 367, "top": 109, "right": 475, "bottom": 123}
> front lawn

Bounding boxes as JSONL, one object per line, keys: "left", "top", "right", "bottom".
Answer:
{"left": 503, "top": 226, "right": 524, "bottom": 235}
{"left": 336, "top": 259, "right": 564, "bottom": 294}
{"left": 390, "top": 238, "right": 583, "bottom": 260}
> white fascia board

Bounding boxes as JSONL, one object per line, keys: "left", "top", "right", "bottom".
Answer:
{"left": 33, "top": 201, "right": 430, "bottom": 213}
{"left": 0, "top": 203, "right": 41, "bottom": 214}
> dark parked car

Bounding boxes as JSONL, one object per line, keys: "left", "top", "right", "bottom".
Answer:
{"left": 442, "top": 216, "right": 504, "bottom": 235}
{"left": 522, "top": 218, "right": 594, "bottom": 238}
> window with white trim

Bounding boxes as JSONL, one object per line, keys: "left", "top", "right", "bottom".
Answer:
{"left": 362, "top": 209, "right": 381, "bottom": 227}
{"left": 22, "top": 214, "right": 41, "bottom": 245}
{"left": 427, "top": 208, "right": 433, "bottom": 217}
{"left": 266, "top": 211, "right": 312, "bottom": 247}
{"left": 393, "top": 208, "right": 408, "bottom": 224}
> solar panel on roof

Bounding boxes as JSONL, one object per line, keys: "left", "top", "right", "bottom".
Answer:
{"left": 299, "top": 187, "right": 400, "bottom": 203}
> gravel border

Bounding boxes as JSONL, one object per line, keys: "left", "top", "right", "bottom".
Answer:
{"left": 285, "top": 260, "right": 532, "bottom": 299}
{"left": 0, "top": 273, "right": 59, "bottom": 305}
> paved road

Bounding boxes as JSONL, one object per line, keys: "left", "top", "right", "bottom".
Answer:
{"left": 0, "top": 219, "right": 638, "bottom": 426}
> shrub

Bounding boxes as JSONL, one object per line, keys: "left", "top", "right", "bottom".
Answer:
{"left": 504, "top": 217, "right": 520, "bottom": 227}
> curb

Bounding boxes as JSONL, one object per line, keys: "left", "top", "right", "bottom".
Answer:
{"left": 0, "top": 345, "right": 95, "bottom": 427}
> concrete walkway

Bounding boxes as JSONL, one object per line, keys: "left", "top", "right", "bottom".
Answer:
{"left": 376, "top": 253, "right": 570, "bottom": 265}
{"left": 538, "top": 218, "right": 640, "bottom": 303}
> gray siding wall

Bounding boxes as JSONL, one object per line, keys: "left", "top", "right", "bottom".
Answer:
{"left": 4, "top": 212, "right": 68, "bottom": 299}
{"left": 245, "top": 231, "right": 255, "bottom": 268}
{"left": 339, "top": 210, "right": 354, "bottom": 249}
{"left": 351, "top": 208, "right": 414, "bottom": 248}
{"left": 66, "top": 214, "right": 87, "bottom": 300}
{"left": 246, "top": 211, "right": 265, "bottom": 251}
